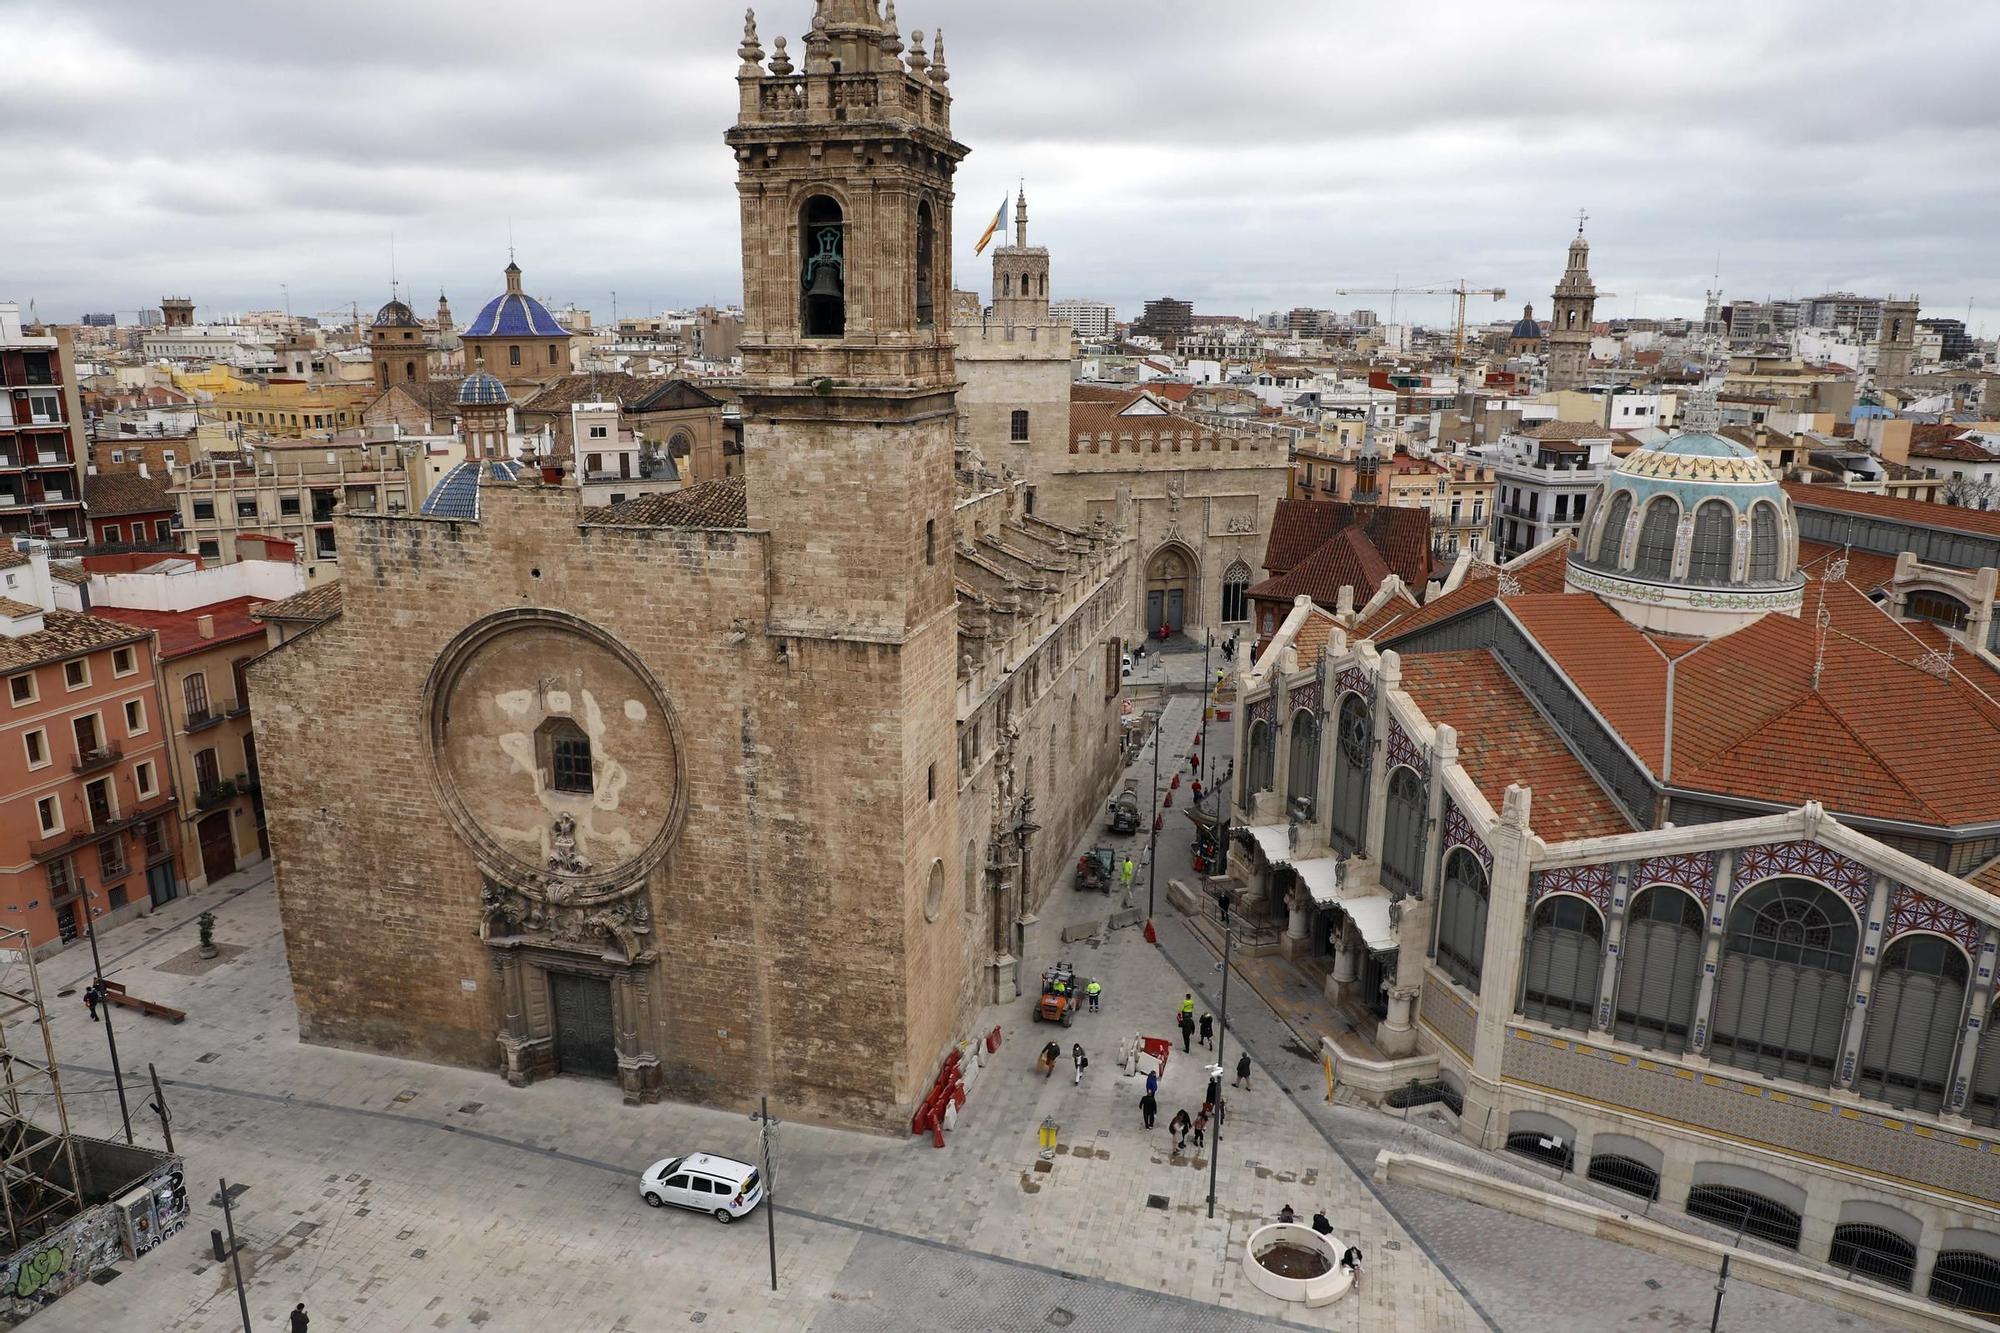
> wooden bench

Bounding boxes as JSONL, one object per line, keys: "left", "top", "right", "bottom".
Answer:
{"left": 98, "top": 979, "right": 186, "bottom": 1025}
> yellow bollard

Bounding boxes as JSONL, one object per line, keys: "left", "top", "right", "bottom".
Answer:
{"left": 1038, "top": 1117, "right": 1059, "bottom": 1159}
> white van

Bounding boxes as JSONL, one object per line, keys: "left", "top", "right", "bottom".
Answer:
{"left": 639, "top": 1152, "right": 764, "bottom": 1223}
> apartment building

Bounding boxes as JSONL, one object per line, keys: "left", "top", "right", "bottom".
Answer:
{"left": 0, "top": 303, "right": 88, "bottom": 546}
{"left": 0, "top": 547, "right": 182, "bottom": 953}
{"left": 1470, "top": 420, "right": 1617, "bottom": 558}
{"left": 1050, "top": 299, "right": 1116, "bottom": 340}
{"left": 171, "top": 434, "right": 417, "bottom": 581}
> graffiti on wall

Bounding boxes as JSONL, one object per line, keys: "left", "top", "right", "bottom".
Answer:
{"left": 0, "top": 1206, "right": 121, "bottom": 1315}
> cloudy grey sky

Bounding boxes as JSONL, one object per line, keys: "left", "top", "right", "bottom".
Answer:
{"left": 10, "top": 0, "right": 2000, "bottom": 334}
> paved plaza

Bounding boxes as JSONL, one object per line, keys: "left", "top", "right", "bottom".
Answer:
{"left": 11, "top": 646, "right": 1896, "bottom": 1331}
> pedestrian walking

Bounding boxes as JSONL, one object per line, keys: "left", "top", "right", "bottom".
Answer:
{"left": 1145, "top": 1068, "right": 1159, "bottom": 1098}
{"left": 1205, "top": 1072, "right": 1222, "bottom": 1109}
{"left": 1139, "top": 1090, "right": 1157, "bottom": 1129}
{"left": 1179, "top": 1009, "right": 1194, "bottom": 1053}
{"left": 1120, "top": 855, "right": 1135, "bottom": 894}
{"left": 1210, "top": 1095, "right": 1226, "bottom": 1128}
{"left": 1340, "top": 1245, "right": 1364, "bottom": 1287}
{"left": 291, "top": 1304, "right": 310, "bottom": 1333}
{"left": 1198, "top": 1012, "right": 1213, "bottom": 1049}
{"left": 1072, "top": 1043, "right": 1088, "bottom": 1086}
{"left": 1312, "top": 1211, "right": 1333, "bottom": 1236}
{"left": 1039, "top": 1040, "right": 1062, "bottom": 1078}
{"left": 83, "top": 984, "right": 99, "bottom": 1023}
{"left": 1085, "top": 978, "right": 1102, "bottom": 1013}
{"left": 1234, "top": 1051, "right": 1252, "bottom": 1089}
{"left": 1191, "top": 1106, "right": 1208, "bottom": 1148}
{"left": 1168, "top": 1108, "right": 1191, "bottom": 1152}
{"left": 1179, "top": 992, "right": 1196, "bottom": 1022}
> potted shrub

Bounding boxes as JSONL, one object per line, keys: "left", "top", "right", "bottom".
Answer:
{"left": 197, "top": 911, "right": 217, "bottom": 959}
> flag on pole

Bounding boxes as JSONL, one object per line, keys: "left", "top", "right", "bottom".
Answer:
{"left": 973, "top": 196, "right": 1007, "bottom": 255}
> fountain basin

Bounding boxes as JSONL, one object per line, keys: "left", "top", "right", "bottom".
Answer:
{"left": 1242, "top": 1223, "right": 1351, "bottom": 1307}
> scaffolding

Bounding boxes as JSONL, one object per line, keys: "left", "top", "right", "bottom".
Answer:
{"left": 0, "top": 926, "right": 84, "bottom": 1251}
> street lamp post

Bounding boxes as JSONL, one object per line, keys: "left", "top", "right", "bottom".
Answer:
{"left": 1207, "top": 885, "right": 1234, "bottom": 1220}
{"left": 83, "top": 904, "right": 134, "bottom": 1145}
{"left": 1145, "top": 706, "right": 1164, "bottom": 921}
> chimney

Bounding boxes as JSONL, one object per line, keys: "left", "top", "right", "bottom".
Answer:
{"left": 138, "top": 462, "right": 150, "bottom": 479}
{"left": 197, "top": 614, "right": 215, "bottom": 639}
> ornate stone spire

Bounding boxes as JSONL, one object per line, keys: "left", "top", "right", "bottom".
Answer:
{"left": 904, "top": 28, "right": 928, "bottom": 77}
{"left": 739, "top": 9, "right": 764, "bottom": 70}
{"left": 803, "top": 11, "right": 832, "bottom": 72}
{"left": 929, "top": 27, "right": 948, "bottom": 83}
{"left": 767, "top": 33, "right": 793, "bottom": 76}
{"left": 1014, "top": 184, "right": 1027, "bottom": 249}
{"left": 879, "top": 0, "right": 902, "bottom": 58}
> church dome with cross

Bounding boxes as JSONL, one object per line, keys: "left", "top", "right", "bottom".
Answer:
{"left": 1565, "top": 399, "right": 1806, "bottom": 637}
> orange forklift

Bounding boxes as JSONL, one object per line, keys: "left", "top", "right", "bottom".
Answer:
{"left": 1034, "top": 962, "right": 1084, "bottom": 1026}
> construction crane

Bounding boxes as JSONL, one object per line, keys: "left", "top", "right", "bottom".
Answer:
{"left": 1334, "top": 281, "right": 1507, "bottom": 370}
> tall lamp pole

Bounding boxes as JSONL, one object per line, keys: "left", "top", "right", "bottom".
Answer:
{"left": 1207, "top": 885, "right": 1234, "bottom": 1220}
{"left": 83, "top": 904, "right": 134, "bottom": 1145}
{"left": 1145, "top": 705, "right": 1164, "bottom": 920}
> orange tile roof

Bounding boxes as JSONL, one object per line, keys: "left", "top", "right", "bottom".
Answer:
{"left": 94, "top": 597, "right": 268, "bottom": 660}
{"left": 1294, "top": 611, "right": 1336, "bottom": 668}
{"left": 1246, "top": 527, "right": 1391, "bottom": 606}
{"left": 1369, "top": 542, "right": 1570, "bottom": 644}
{"left": 1797, "top": 540, "right": 1899, "bottom": 594}
{"left": 1396, "top": 650, "right": 1633, "bottom": 842}
{"left": 1505, "top": 594, "right": 1670, "bottom": 770}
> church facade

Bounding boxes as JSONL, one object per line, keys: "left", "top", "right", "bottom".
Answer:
{"left": 249, "top": 1, "right": 1126, "bottom": 1128}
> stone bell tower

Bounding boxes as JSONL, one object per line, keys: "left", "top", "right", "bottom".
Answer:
{"left": 990, "top": 186, "right": 1049, "bottom": 324}
{"left": 726, "top": 1, "right": 972, "bottom": 1112}
{"left": 1547, "top": 218, "right": 1597, "bottom": 392}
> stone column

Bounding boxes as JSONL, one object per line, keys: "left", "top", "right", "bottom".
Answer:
{"left": 1943, "top": 926, "right": 1999, "bottom": 1124}
{"left": 1687, "top": 848, "right": 1734, "bottom": 1062}
{"left": 1285, "top": 885, "right": 1309, "bottom": 941}
{"left": 1364, "top": 653, "right": 1398, "bottom": 863}
{"left": 1461, "top": 785, "right": 1533, "bottom": 1150}
{"left": 1836, "top": 873, "right": 1895, "bottom": 1091}
{"left": 1381, "top": 897, "right": 1427, "bottom": 1058}
{"left": 1594, "top": 862, "right": 1633, "bottom": 1033}
{"left": 1331, "top": 919, "right": 1358, "bottom": 985}
{"left": 1419, "top": 726, "right": 1457, "bottom": 959}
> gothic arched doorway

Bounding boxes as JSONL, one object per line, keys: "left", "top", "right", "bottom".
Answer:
{"left": 1146, "top": 545, "right": 1194, "bottom": 635}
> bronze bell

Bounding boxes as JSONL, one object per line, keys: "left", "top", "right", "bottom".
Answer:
{"left": 805, "top": 265, "right": 842, "bottom": 299}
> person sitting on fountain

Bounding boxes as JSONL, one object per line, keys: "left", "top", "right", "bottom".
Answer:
{"left": 1340, "top": 1244, "right": 1364, "bottom": 1283}
{"left": 1277, "top": 1203, "right": 1297, "bottom": 1224}
{"left": 1312, "top": 1211, "right": 1332, "bottom": 1235}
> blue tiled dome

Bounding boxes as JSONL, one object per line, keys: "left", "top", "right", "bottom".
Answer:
{"left": 420, "top": 459, "right": 526, "bottom": 520}
{"left": 462, "top": 263, "right": 569, "bottom": 338}
{"left": 457, "top": 372, "right": 509, "bottom": 406}
{"left": 1511, "top": 315, "right": 1541, "bottom": 339}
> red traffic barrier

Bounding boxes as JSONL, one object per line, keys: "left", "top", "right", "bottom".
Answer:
{"left": 942, "top": 1048, "right": 961, "bottom": 1073}
{"left": 1154, "top": 813, "right": 1163, "bottom": 831}
{"left": 931, "top": 1124, "right": 946, "bottom": 1147}
{"left": 986, "top": 1026, "right": 1001, "bottom": 1053}
{"left": 1144, "top": 919, "right": 1158, "bottom": 944}
{"left": 1163, "top": 791, "right": 1173, "bottom": 808}
{"left": 1170, "top": 773, "right": 1180, "bottom": 790}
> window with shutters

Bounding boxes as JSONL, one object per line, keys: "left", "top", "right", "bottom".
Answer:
{"left": 1434, "top": 848, "right": 1489, "bottom": 993}
{"left": 1009, "top": 409, "right": 1028, "bottom": 442}
{"left": 1970, "top": 998, "right": 2000, "bottom": 1129}
{"left": 1286, "top": 710, "right": 1319, "bottom": 814}
{"left": 1520, "top": 895, "right": 1605, "bottom": 1033}
{"left": 1329, "top": 693, "right": 1370, "bottom": 856}
{"left": 1380, "top": 766, "right": 1425, "bottom": 898}
{"left": 1592, "top": 490, "right": 1632, "bottom": 566}
{"left": 1244, "top": 719, "right": 1274, "bottom": 802}
{"left": 1708, "top": 877, "right": 1858, "bottom": 1088}
{"left": 1613, "top": 886, "right": 1705, "bottom": 1054}
{"left": 1686, "top": 499, "right": 1735, "bottom": 584}
{"left": 1632, "top": 497, "right": 1679, "bottom": 579}
{"left": 1857, "top": 933, "right": 1969, "bottom": 1114}
{"left": 1748, "top": 502, "right": 1780, "bottom": 580}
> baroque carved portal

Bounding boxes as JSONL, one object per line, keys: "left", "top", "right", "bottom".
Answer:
{"left": 481, "top": 812, "right": 655, "bottom": 963}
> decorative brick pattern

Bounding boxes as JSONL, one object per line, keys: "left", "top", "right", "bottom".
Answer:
{"left": 1335, "top": 665, "right": 1370, "bottom": 702}
{"left": 1288, "top": 679, "right": 1321, "bottom": 718}
{"left": 1442, "top": 798, "right": 1492, "bottom": 871}
{"left": 1502, "top": 1027, "right": 2000, "bottom": 1208}
{"left": 1246, "top": 695, "right": 1273, "bottom": 729}
{"left": 1533, "top": 864, "right": 1613, "bottom": 913}
{"left": 1885, "top": 883, "right": 1986, "bottom": 956}
{"left": 1630, "top": 851, "right": 1718, "bottom": 905}
{"left": 1734, "top": 840, "right": 1872, "bottom": 917}
{"left": 1420, "top": 969, "right": 1478, "bottom": 1060}
{"left": 1386, "top": 716, "right": 1428, "bottom": 780}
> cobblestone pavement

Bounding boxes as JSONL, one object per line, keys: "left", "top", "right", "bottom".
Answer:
{"left": 11, "top": 648, "right": 1890, "bottom": 1331}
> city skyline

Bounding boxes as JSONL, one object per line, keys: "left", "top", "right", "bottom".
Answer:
{"left": 9, "top": 0, "right": 1999, "bottom": 333}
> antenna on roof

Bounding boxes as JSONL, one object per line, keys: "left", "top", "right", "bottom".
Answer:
{"left": 1807, "top": 543, "right": 1850, "bottom": 691}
